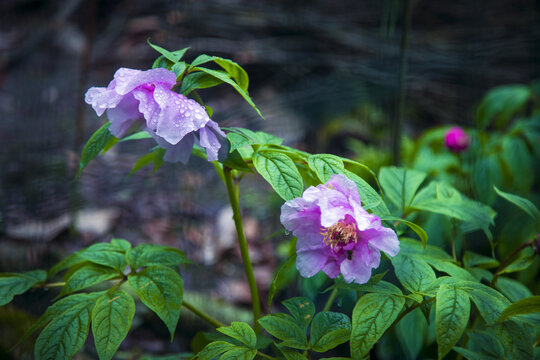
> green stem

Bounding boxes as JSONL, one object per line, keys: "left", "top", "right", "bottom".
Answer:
{"left": 223, "top": 167, "right": 262, "bottom": 332}
{"left": 182, "top": 300, "right": 225, "bottom": 328}
{"left": 322, "top": 288, "right": 339, "bottom": 312}
{"left": 490, "top": 240, "right": 534, "bottom": 287}
{"left": 34, "top": 282, "right": 66, "bottom": 288}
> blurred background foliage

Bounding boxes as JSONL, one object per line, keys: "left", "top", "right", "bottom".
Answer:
{"left": 0, "top": 0, "right": 539, "bottom": 358}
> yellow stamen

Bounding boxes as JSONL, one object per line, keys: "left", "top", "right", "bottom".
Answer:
{"left": 321, "top": 221, "right": 358, "bottom": 249}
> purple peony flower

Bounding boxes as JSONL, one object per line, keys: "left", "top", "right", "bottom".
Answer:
{"left": 280, "top": 174, "right": 400, "bottom": 284}
{"left": 85, "top": 67, "right": 225, "bottom": 163}
{"left": 444, "top": 126, "right": 470, "bottom": 153}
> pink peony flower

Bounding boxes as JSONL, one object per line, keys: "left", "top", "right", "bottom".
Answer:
{"left": 444, "top": 126, "right": 470, "bottom": 153}
{"left": 85, "top": 68, "right": 225, "bottom": 163}
{"left": 280, "top": 174, "right": 400, "bottom": 284}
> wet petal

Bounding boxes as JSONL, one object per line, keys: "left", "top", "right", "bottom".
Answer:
{"left": 113, "top": 68, "right": 176, "bottom": 95}
{"left": 198, "top": 125, "right": 221, "bottom": 161}
{"left": 85, "top": 86, "right": 123, "bottom": 116}
{"left": 106, "top": 94, "right": 142, "bottom": 137}
{"left": 340, "top": 254, "right": 374, "bottom": 284}
{"left": 161, "top": 133, "right": 196, "bottom": 164}
{"left": 153, "top": 85, "right": 208, "bottom": 145}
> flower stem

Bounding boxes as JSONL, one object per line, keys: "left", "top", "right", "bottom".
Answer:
{"left": 223, "top": 167, "right": 262, "bottom": 332}
{"left": 182, "top": 300, "right": 225, "bottom": 328}
{"left": 322, "top": 288, "right": 338, "bottom": 312}
{"left": 490, "top": 239, "right": 534, "bottom": 287}
{"left": 386, "top": 296, "right": 435, "bottom": 335}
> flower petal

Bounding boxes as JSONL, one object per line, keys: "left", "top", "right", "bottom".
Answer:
{"left": 281, "top": 197, "right": 323, "bottom": 248}
{"left": 364, "top": 227, "right": 400, "bottom": 257}
{"left": 198, "top": 124, "right": 221, "bottom": 161}
{"left": 162, "top": 133, "right": 196, "bottom": 164}
{"left": 327, "top": 174, "right": 362, "bottom": 205}
{"left": 85, "top": 86, "right": 123, "bottom": 116}
{"left": 296, "top": 246, "right": 329, "bottom": 278}
{"left": 153, "top": 85, "right": 209, "bottom": 145}
{"left": 340, "top": 250, "right": 378, "bottom": 284}
{"left": 106, "top": 94, "right": 142, "bottom": 137}
{"left": 113, "top": 68, "right": 176, "bottom": 95}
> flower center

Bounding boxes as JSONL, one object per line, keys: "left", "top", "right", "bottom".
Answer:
{"left": 321, "top": 220, "right": 358, "bottom": 250}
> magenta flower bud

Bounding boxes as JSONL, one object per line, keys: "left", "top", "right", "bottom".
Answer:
{"left": 444, "top": 126, "right": 470, "bottom": 153}
{"left": 280, "top": 174, "right": 400, "bottom": 284}
{"left": 535, "top": 234, "right": 540, "bottom": 256}
{"left": 85, "top": 68, "right": 225, "bottom": 163}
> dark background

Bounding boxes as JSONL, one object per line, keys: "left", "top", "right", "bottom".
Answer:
{"left": 0, "top": 0, "right": 539, "bottom": 358}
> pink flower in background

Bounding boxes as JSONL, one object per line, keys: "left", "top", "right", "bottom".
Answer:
{"left": 444, "top": 126, "right": 470, "bottom": 152}
{"left": 85, "top": 68, "right": 225, "bottom": 163}
{"left": 535, "top": 234, "right": 540, "bottom": 256}
{"left": 280, "top": 174, "right": 400, "bottom": 284}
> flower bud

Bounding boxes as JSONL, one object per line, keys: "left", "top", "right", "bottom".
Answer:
{"left": 444, "top": 126, "right": 470, "bottom": 152}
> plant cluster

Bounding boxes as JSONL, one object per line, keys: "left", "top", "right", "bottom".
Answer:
{"left": 1, "top": 42, "right": 539, "bottom": 360}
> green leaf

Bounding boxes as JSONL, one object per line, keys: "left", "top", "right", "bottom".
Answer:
{"left": 310, "top": 312, "right": 351, "bottom": 352}
{"left": 268, "top": 255, "right": 297, "bottom": 308}
{"left": 119, "top": 131, "right": 152, "bottom": 142}
{"left": 34, "top": 297, "right": 94, "bottom": 360}
{"left": 466, "top": 330, "right": 506, "bottom": 359}
{"left": 396, "top": 308, "right": 427, "bottom": 360}
{"left": 196, "top": 341, "right": 237, "bottom": 359}
{"left": 461, "top": 281, "right": 509, "bottom": 324}
{"left": 253, "top": 150, "right": 303, "bottom": 201}
{"left": 171, "top": 62, "right": 187, "bottom": 79}
{"left": 307, "top": 154, "right": 345, "bottom": 183}
{"left": 276, "top": 344, "right": 308, "bottom": 360}
{"left": 0, "top": 270, "right": 46, "bottom": 306}
{"left": 477, "top": 84, "right": 530, "bottom": 129}
{"left": 391, "top": 254, "right": 437, "bottom": 293}
{"left": 219, "top": 346, "right": 257, "bottom": 360}
{"left": 381, "top": 216, "right": 428, "bottom": 247}
{"left": 78, "top": 122, "right": 115, "bottom": 176}
{"left": 130, "top": 147, "right": 167, "bottom": 176}
{"left": 495, "top": 277, "right": 533, "bottom": 302}
{"left": 222, "top": 149, "right": 252, "bottom": 173}
{"left": 282, "top": 297, "right": 315, "bottom": 331}
{"left": 496, "top": 296, "right": 540, "bottom": 322}
{"left": 128, "top": 266, "right": 183, "bottom": 339}
{"left": 179, "top": 71, "right": 225, "bottom": 94}
{"left": 126, "top": 244, "right": 190, "bottom": 270}
{"left": 499, "top": 255, "right": 534, "bottom": 274}
{"left": 355, "top": 280, "right": 403, "bottom": 296}
{"left": 77, "top": 246, "right": 127, "bottom": 271}
{"left": 494, "top": 186, "right": 540, "bottom": 224}
{"left": 227, "top": 132, "right": 254, "bottom": 152}
{"left": 411, "top": 181, "right": 496, "bottom": 241}
{"left": 48, "top": 254, "right": 87, "bottom": 277}
{"left": 61, "top": 264, "right": 121, "bottom": 296}
{"left": 342, "top": 169, "right": 390, "bottom": 217}
{"left": 452, "top": 346, "right": 483, "bottom": 360}
{"left": 92, "top": 290, "right": 135, "bottom": 360}
{"left": 190, "top": 55, "right": 250, "bottom": 92}
{"left": 217, "top": 322, "right": 257, "bottom": 348}
{"left": 501, "top": 137, "right": 533, "bottom": 193}
{"left": 192, "top": 67, "right": 263, "bottom": 119}
{"left": 110, "top": 238, "right": 131, "bottom": 251}
{"left": 148, "top": 41, "right": 189, "bottom": 63}
{"left": 15, "top": 293, "right": 104, "bottom": 351}
{"left": 492, "top": 319, "right": 534, "bottom": 359}
{"left": 426, "top": 260, "right": 477, "bottom": 282}
{"left": 462, "top": 251, "right": 499, "bottom": 269}
{"left": 471, "top": 155, "right": 503, "bottom": 205}
{"left": 378, "top": 167, "right": 426, "bottom": 214}
{"left": 435, "top": 284, "right": 470, "bottom": 359}
{"left": 350, "top": 293, "right": 405, "bottom": 359}
{"left": 258, "top": 314, "right": 308, "bottom": 350}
